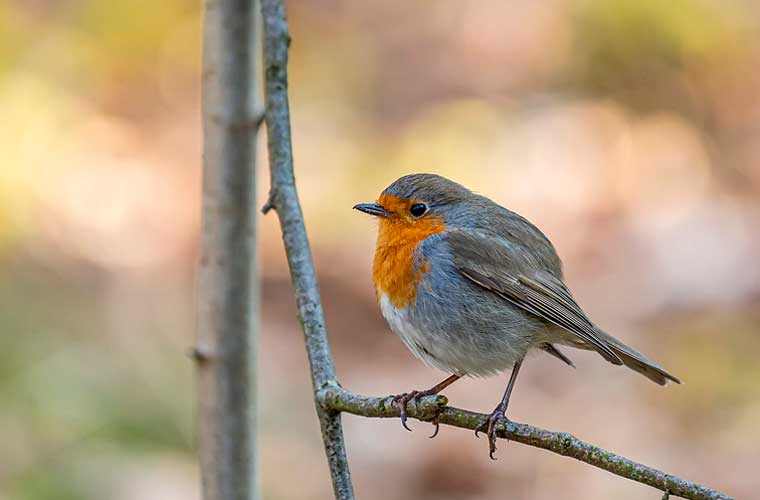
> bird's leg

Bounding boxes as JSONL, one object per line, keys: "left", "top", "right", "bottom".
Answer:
{"left": 475, "top": 358, "right": 524, "bottom": 459}
{"left": 392, "top": 374, "right": 460, "bottom": 437}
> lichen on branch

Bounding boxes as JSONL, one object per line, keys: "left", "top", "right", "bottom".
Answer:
{"left": 317, "top": 383, "right": 733, "bottom": 500}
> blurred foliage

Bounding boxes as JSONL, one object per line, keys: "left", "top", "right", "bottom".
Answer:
{"left": 1, "top": 0, "right": 759, "bottom": 499}
{"left": 568, "top": 0, "right": 753, "bottom": 116}
{"left": 0, "top": 264, "right": 194, "bottom": 500}
{"left": 659, "top": 310, "right": 760, "bottom": 427}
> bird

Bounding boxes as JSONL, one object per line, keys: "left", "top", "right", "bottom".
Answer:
{"left": 353, "top": 173, "right": 680, "bottom": 459}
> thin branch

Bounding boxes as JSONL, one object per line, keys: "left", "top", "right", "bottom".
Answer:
{"left": 260, "top": 1, "right": 355, "bottom": 499}
{"left": 196, "top": 0, "right": 260, "bottom": 499}
{"left": 318, "top": 384, "right": 733, "bottom": 500}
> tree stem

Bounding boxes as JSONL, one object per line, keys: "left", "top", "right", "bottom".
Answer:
{"left": 196, "top": 0, "right": 261, "bottom": 499}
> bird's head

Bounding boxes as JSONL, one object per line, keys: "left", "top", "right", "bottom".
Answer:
{"left": 354, "top": 173, "right": 471, "bottom": 221}
{"left": 353, "top": 173, "right": 473, "bottom": 247}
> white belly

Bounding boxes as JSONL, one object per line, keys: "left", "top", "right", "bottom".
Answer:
{"left": 378, "top": 292, "right": 458, "bottom": 374}
{"left": 377, "top": 291, "right": 523, "bottom": 377}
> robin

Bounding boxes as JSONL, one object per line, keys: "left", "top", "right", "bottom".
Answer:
{"left": 354, "top": 173, "right": 680, "bottom": 459}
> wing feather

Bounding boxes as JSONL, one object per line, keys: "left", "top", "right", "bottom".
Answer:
{"left": 448, "top": 230, "right": 623, "bottom": 365}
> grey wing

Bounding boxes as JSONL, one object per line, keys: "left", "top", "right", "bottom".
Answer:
{"left": 447, "top": 230, "right": 623, "bottom": 365}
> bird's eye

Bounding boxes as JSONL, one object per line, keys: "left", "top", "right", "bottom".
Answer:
{"left": 409, "top": 203, "right": 427, "bottom": 217}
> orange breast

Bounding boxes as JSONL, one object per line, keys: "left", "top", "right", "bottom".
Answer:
{"left": 372, "top": 195, "right": 445, "bottom": 308}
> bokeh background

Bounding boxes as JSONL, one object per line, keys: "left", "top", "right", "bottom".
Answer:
{"left": 2, "top": 0, "right": 759, "bottom": 499}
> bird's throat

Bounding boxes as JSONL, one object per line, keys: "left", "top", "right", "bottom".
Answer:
{"left": 372, "top": 216, "right": 445, "bottom": 308}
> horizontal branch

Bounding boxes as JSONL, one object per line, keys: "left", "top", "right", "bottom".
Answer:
{"left": 318, "top": 383, "right": 732, "bottom": 500}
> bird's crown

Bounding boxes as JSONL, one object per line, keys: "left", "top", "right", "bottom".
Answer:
{"left": 381, "top": 173, "right": 472, "bottom": 209}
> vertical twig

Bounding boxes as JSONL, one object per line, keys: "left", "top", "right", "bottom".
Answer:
{"left": 196, "top": 1, "right": 261, "bottom": 499}
{"left": 260, "top": 1, "right": 355, "bottom": 499}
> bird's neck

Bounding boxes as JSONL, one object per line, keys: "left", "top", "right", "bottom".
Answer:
{"left": 372, "top": 217, "right": 445, "bottom": 308}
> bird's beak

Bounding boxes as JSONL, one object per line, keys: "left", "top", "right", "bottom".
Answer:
{"left": 353, "top": 202, "right": 390, "bottom": 218}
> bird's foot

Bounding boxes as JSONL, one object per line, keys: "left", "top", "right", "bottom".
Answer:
{"left": 391, "top": 389, "right": 440, "bottom": 437}
{"left": 474, "top": 408, "right": 508, "bottom": 460}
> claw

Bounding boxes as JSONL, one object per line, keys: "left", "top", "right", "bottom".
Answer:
{"left": 392, "top": 390, "right": 422, "bottom": 432}
{"left": 400, "top": 407, "right": 412, "bottom": 432}
{"left": 487, "top": 417, "right": 499, "bottom": 460}
{"left": 476, "top": 408, "right": 506, "bottom": 460}
{"left": 392, "top": 389, "right": 445, "bottom": 436}
{"left": 474, "top": 419, "right": 487, "bottom": 438}
{"left": 428, "top": 417, "right": 440, "bottom": 439}
{"left": 387, "top": 375, "right": 460, "bottom": 437}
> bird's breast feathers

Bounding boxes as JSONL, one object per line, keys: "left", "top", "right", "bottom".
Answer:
{"left": 371, "top": 204, "right": 444, "bottom": 308}
{"left": 377, "top": 291, "right": 451, "bottom": 372}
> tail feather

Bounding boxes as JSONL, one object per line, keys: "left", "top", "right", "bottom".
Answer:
{"left": 595, "top": 329, "right": 681, "bottom": 385}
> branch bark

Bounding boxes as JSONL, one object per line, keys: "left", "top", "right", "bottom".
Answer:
{"left": 258, "top": 2, "right": 732, "bottom": 500}
{"left": 196, "top": 0, "right": 261, "bottom": 499}
{"left": 260, "top": 1, "right": 355, "bottom": 499}
{"left": 318, "top": 384, "right": 733, "bottom": 500}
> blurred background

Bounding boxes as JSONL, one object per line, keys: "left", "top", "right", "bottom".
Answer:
{"left": 1, "top": 0, "right": 759, "bottom": 499}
